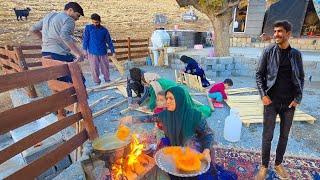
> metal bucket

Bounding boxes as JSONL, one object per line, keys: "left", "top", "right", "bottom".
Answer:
{"left": 92, "top": 133, "right": 131, "bottom": 168}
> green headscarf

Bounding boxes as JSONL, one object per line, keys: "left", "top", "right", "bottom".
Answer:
{"left": 159, "top": 86, "right": 204, "bottom": 146}
{"left": 148, "top": 78, "right": 177, "bottom": 110}
{"left": 148, "top": 78, "right": 212, "bottom": 118}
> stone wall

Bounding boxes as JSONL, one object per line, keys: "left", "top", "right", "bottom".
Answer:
{"left": 230, "top": 36, "right": 320, "bottom": 51}
{"left": 169, "top": 52, "right": 320, "bottom": 81}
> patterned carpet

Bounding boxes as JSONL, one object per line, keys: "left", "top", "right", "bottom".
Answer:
{"left": 213, "top": 146, "right": 320, "bottom": 180}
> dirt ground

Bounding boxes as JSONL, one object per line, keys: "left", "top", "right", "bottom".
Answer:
{"left": 1, "top": 64, "right": 319, "bottom": 158}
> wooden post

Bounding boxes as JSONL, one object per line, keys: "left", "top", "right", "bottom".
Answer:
{"left": 14, "top": 46, "right": 38, "bottom": 98}
{"left": 127, "top": 37, "right": 131, "bottom": 61}
{"left": 68, "top": 62, "right": 98, "bottom": 140}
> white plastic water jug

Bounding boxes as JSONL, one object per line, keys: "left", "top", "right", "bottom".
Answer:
{"left": 224, "top": 108, "right": 242, "bottom": 142}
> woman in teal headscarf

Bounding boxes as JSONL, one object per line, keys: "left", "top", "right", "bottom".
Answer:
{"left": 121, "top": 86, "right": 214, "bottom": 154}
{"left": 148, "top": 78, "right": 212, "bottom": 118}
{"left": 120, "top": 86, "right": 238, "bottom": 179}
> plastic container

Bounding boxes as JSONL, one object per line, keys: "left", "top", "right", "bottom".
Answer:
{"left": 224, "top": 108, "right": 242, "bottom": 142}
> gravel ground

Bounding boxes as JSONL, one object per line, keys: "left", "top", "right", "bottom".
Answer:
{"left": 87, "top": 65, "right": 320, "bottom": 159}
{"left": 1, "top": 63, "right": 319, "bottom": 179}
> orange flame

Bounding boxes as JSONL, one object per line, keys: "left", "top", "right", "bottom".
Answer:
{"left": 111, "top": 134, "right": 144, "bottom": 179}
{"left": 127, "top": 134, "right": 144, "bottom": 169}
{"left": 111, "top": 158, "right": 125, "bottom": 179}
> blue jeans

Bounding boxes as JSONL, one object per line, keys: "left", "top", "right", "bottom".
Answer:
{"left": 208, "top": 92, "right": 223, "bottom": 102}
{"left": 42, "top": 52, "right": 85, "bottom": 85}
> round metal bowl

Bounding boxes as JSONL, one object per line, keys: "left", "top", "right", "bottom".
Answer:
{"left": 92, "top": 133, "right": 132, "bottom": 164}
{"left": 154, "top": 147, "right": 210, "bottom": 177}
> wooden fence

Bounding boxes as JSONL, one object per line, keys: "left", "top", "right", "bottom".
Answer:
{"left": 0, "top": 58, "right": 98, "bottom": 179}
{"left": 109, "top": 37, "right": 150, "bottom": 61}
{"left": 0, "top": 45, "right": 41, "bottom": 98}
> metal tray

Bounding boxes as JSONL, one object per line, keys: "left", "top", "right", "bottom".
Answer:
{"left": 154, "top": 147, "right": 210, "bottom": 177}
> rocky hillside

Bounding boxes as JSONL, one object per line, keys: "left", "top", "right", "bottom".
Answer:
{"left": 0, "top": 0, "right": 212, "bottom": 46}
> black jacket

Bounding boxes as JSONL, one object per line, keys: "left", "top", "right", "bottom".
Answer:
{"left": 256, "top": 44, "right": 305, "bottom": 103}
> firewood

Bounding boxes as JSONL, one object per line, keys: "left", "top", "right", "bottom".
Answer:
{"left": 137, "top": 155, "right": 149, "bottom": 166}
{"left": 133, "top": 162, "right": 145, "bottom": 176}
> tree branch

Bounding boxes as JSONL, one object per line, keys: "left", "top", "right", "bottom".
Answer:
{"left": 214, "top": 0, "right": 240, "bottom": 16}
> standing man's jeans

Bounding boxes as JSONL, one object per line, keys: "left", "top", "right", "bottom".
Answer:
{"left": 87, "top": 53, "right": 110, "bottom": 84}
{"left": 42, "top": 52, "right": 86, "bottom": 85}
{"left": 262, "top": 103, "right": 295, "bottom": 167}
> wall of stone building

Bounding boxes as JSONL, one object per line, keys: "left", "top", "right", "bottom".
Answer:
{"left": 230, "top": 36, "right": 320, "bottom": 51}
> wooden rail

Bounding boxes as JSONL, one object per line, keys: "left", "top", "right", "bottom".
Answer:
{"left": 0, "top": 58, "right": 98, "bottom": 179}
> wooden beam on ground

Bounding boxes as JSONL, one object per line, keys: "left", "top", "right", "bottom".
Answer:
{"left": 192, "top": 98, "right": 204, "bottom": 105}
{"left": 93, "top": 99, "right": 127, "bottom": 118}
{"left": 190, "top": 92, "right": 206, "bottom": 96}
{"left": 227, "top": 95, "right": 316, "bottom": 127}
{"left": 135, "top": 107, "right": 153, "bottom": 115}
{"left": 227, "top": 87, "right": 257, "bottom": 94}
{"left": 86, "top": 77, "right": 124, "bottom": 93}
{"left": 116, "top": 85, "right": 137, "bottom": 97}
{"left": 120, "top": 107, "right": 131, "bottom": 114}
{"left": 89, "top": 95, "right": 109, "bottom": 108}
{"left": 206, "top": 92, "right": 214, "bottom": 111}
{"left": 109, "top": 56, "right": 125, "bottom": 76}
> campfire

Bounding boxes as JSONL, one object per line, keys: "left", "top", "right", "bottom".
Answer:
{"left": 110, "top": 134, "right": 154, "bottom": 180}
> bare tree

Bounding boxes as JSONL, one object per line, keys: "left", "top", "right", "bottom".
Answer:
{"left": 176, "top": 0, "right": 240, "bottom": 56}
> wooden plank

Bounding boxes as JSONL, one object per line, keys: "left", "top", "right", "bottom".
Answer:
{"left": 114, "top": 45, "right": 128, "bottom": 49}
{"left": 18, "top": 45, "right": 42, "bottom": 50}
{"left": 227, "top": 95, "right": 317, "bottom": 126}
{"left": 116, "top": 85, "right": 137, "bottom": 97}
{"left": 47, "top": 80, "right": 73, "bottom": 92}
{"left": 130, "top": 54, "right": 149, "bottom": 59}
{"left": 109, "top": 56, "right": 125, "bottom": 75}
{"left": 115, "top": 51, "right": 129, "bottom": 55}
{"left": 227, "top": 88, "right": 258, "bottom": 95}
{"left": 0, "top": 59, "right": 20, "bottom": 71}
{"left": 130, "top": 44, "right": 149, "bottom": 48}
{"left": 130, "top": 49, "right": 149, "bottom": 54}
{"left": 190, "top": 92, "right": 206, "bottom": 96}
{"left": 113, "top": 39, "right": 127, "bottom": 43}
{"left": 6, "top": 50, "right": 19, "bottom": 63}
{"left": 117, "top": 56, "right": 128, "bottom": 61}
{"left": 23, "top": 53, "right": 42, "bottom": 59}
{"left": 87, "top": 77, "right": 123, "bottom": 91}
{"left": 0, "top": 113, "right": 82, "bottom": 165}
{"left": 68, "top": 63, "right": 98, "bottom": 140}
{"left": 6, "top": 130, "right": 88, "bottom": 180}
{"left": 93, "top": 99, "right": 127, "bottom": 118}
{"left": 0, "top": 64, "right": 69, "bottom": 93}
{"left": 0, "top": 87, "right": 77, "bottom": 134}
{"left": 130, "top": 39, "right": 148, "bottom": 42}
{"left": 14, "top": 46, "right": 38, "bottom": 98}
{"left": 135, "top": 107, "right": 153, "bottom": 115}
{"left": 26, "top": 61, "right": 42, "bottom": 67}
{"left": 89, "top": 95, "right": 109, "bottom": 108}
{"left": 1, "top": 66, "right": 17, "bottom": 74}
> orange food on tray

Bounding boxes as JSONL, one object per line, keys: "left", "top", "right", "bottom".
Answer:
{"left": 164, "top": 146, "right": 204, "bottom": 172}
{"left": 116, "top": 125, "right": 131, "bottom": 141}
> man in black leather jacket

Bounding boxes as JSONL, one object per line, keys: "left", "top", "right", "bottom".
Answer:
{"left": 255, "top": 20, "right": 304, "bottom": 180}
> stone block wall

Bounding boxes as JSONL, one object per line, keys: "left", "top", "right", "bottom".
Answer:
{"left": 230, "top": 36, "right": 320, "bottom": 51}
{"left": 169, "top": 53, "right": 320, "bottom": 81}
